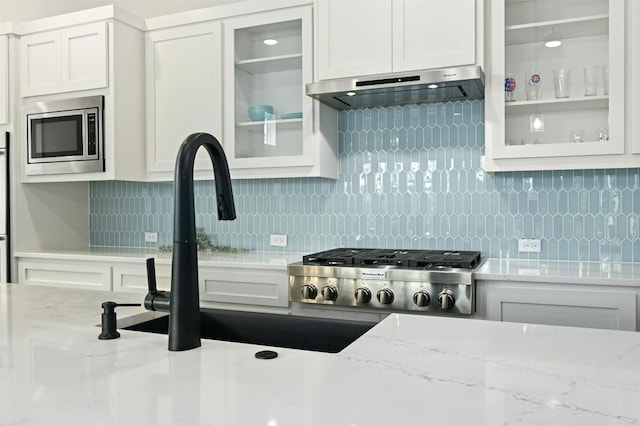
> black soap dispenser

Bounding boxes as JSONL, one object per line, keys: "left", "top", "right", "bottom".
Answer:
{"left": 98, "top": 301, "right": 141, "bottom": 340}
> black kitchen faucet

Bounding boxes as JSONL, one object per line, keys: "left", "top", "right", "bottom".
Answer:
{"left": 145, "top": 133, "right": 236, "bottom": 351}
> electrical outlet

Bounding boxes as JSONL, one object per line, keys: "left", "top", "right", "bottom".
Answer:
{"left": 145, "top": 232, "right": 158, "bottom": 243}
{"left": 518, "top": 238, "right": 541, "bottom": 253}
{"left": 270, "top": 234, "right": 287, "bottom": 247}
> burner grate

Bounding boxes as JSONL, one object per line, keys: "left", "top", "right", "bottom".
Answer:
{"left": 303, "top": 248, "right": 482, "bottom": 269}
{"left": 354, "top": 249, "right": 420, "bottom": 267}
{"left": 302, "top": 248, "right": 368, "bottom": 266}
{"left": 409, "top": 251, "right": 481, "bottom": 269}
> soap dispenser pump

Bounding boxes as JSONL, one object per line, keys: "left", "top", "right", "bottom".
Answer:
{"left": 98, "top": 301, "right": 141, "bottom": 340}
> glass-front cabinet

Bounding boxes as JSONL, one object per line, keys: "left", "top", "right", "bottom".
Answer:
{"left": 484, "top": 0, "right": 628, "bottom": 172}
{"left": 223, "top": 7, "right": 332, "bottom": 178}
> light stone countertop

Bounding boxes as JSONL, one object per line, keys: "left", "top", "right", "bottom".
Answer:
{"left": 14, "top": 247, "right": 306, "bottom": 270}
{"left": 1, "top": 283, "right": 639, "bottom": 425}
{"left": 475, "top": 258, "right": 640, "bottom": 287}
{"left": 15, "top": 248, "right": 640, "bottom": 286}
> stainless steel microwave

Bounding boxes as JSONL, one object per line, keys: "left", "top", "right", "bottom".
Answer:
{"left": 25, "top": 95, "right": 104, "bottom": 176}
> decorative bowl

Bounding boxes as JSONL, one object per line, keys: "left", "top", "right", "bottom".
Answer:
{"left": 248, "top": 105, "right": 274, "bottom": 121}
{"left": 280, "top": 112, "right": 303, "bottom": 120}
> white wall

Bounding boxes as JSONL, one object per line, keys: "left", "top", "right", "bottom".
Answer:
{"left": 0, "top": 0, "right": 242, "bottom": 22}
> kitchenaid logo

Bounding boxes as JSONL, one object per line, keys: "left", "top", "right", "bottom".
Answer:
{"left": 360, "top": 270, "right": 388, "bottom": 280}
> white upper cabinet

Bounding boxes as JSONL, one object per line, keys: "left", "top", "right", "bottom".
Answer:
{"left": 392, "top": 0, "right": 476, "bottom": 72}
{"left": 316, "top": 0, "right": 477, "bottom": 80}
{"left": 21, "top": 22, "right": 108, "bottom": 97}
{"left": 0, "top": 35, "right": 8, "bottom": 124}
{"left": 223, "top": 6, "right": 337, "bottom": 179}
{"left": 484, "top": 0, "right": 634, "bottom": 172}
{"left": 145, "top": 22, "right": 222, "bottom": 180}
{"left": 630, "top": 0, "right": 640, "bottom": 156}
{"left": 18, "top": 7, "right": 147, "bottom": 183}
{"left": 317, "top": 0, "right": 392, "bottom": 79}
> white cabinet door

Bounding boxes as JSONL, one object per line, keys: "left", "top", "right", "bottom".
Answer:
{"left": 316, "top": 0, "right": 392, "bottom": 80}
{"left": 145, "top": 22, "right": 222, "bottom": 177}
{"left": 17, "top": 259, "right": 112, "bottom": 291}
{"left": 485, "top": 285, "right": 637, "bottom": 331}
{"left": 112, "top": 263, "right": 171, "bottom": 293}
{"left": 0, "top": 35, "right": 8, "bottom": 125}
{"left": 20, "top": 31, "right": 61, "bottom": 96}
{"left": 392, "top": 0, "right": 475, "bottom": 72}
{"left": 61, "top": 22, "right": 108, "bottom": 92}
{"left": 200, "top": 267, "right": 289, "bottom": 308}
{"left": 223, "top": 6, "right": 338, "bottom": 179}
{"left": 630, "top": 0, "right": 640, "bottom": 155}
{"left": 484, "top": 0, "right": 631, "bottom": 171}
{"left": 20, "top": 22, "right": 108, "bottom": 97}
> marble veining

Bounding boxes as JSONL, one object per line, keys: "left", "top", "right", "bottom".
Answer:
{"left": 1, "top": 284, "right": 639, "bottom": 425}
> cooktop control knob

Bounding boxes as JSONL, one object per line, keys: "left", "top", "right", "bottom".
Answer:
{"left": 437, "top": 289, "right": 455, "bottom": 310}
{"left": 354, "top": 287, "right": 372, "bottom": 304}
{"left": 412, "top": 290, "right": 431, "bottom": 307}
{"left": 301, "top": 284, "right": 318, "bottom": 300}
{"left": 321, "top": 285, "right": 338, "bottom": 301}
{"left": 376, "top": 288, "right": 394, "bottom": 305}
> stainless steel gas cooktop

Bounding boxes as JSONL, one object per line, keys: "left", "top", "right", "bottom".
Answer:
{"left": 288, "top": 248, "right": 483, "bottom": 315}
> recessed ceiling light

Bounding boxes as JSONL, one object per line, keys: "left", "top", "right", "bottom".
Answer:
{"left": 545, "top": 40, "right": 562, "bottom": 48}
{"left": 428, "top": 84, "right": 439, "bottom": 89}
{"left": 264, "top": 39, "right": 278, "bottom": 46}
{"left": 346, "top": 91, "right": 356, "bottom": 96}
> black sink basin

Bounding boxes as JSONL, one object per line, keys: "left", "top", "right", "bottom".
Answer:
{"left": 124, "top": 309, "right": 375, "bottom": 353}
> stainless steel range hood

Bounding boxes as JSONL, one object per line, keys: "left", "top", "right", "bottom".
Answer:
{"left": 306, "top": 65, "right": 484, "bottom": 110}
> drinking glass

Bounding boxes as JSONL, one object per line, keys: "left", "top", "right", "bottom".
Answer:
{"left": 553, "top": 69, "right": 570, "bottom": 98}
{"left": 525, "top": 70, "right": 542, "bottom": 100}
{"left": 583, "top": 66, "right": 597, "bottom": 96}
{"left": 505, "top": 72, "right": 518, "bottom": 102}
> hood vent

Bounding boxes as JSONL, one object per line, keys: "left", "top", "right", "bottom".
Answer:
{"left": 306, "top": 65, "right": 484, "bottom": 110}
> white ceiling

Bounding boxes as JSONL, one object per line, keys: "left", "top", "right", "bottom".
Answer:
{"left": 0, "top": 0, "right": 244, "bottom": 23}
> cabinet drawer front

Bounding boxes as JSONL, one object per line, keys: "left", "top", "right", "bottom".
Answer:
{"left": 112, "top": 264, "right": 171, "bottom": 293}
{"left": 18, "top": 260, "right": 111, "bottom": 291}
{"left": 200, "top": 268, "right": 288, "bottom": 307}
{"left": 487, "top": 286, "right": 637, "bottom": 331}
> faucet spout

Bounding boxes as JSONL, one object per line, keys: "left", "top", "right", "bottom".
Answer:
{"left": 169, "top": 132, "right": 236, "bottom": 351}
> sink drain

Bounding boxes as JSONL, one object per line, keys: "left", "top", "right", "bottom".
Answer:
{"left": 255, "top": 350, "right": 278, "bottom": 360}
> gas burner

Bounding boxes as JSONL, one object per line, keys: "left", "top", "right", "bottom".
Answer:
{"left": 409, "top": 251, "right": 482, "bottom": 269}
{"left": 354, "top": 249, "right": 420, "bottom": 267}
{"left": 302, "top": 248, "right": 366, "bottom": 266}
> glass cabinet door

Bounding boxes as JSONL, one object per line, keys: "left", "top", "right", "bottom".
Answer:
{"left": 490, "top": 0, "right": 624, "bottom": 161}
{"left": 223, "top": 7, "right": 313, "bottom": 170}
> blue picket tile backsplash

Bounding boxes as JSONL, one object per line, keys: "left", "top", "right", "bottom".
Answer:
{"left": 90, "top": 100, "right": 640, "bottom": 261}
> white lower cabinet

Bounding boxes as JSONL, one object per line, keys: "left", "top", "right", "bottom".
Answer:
{"left": 112, "top": 263, "right": 171, "bottom": 293}
{"left": 15, "top": 255, "right": 290, "bottom": 312}
{"left": 477, "top": 281, "right": 638, "bottom": 331}
{"left": 18, "top": 259, "right": 112, "bottom": 291}
{"left": 199, "top": 267, "right": 289, "bottom": 308}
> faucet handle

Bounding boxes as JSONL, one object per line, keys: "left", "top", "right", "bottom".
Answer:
{"left": 144, "top": 258, "right": 170, "bottom": 312}
{"left": 146, "top": 257, "right": 158, "bottom": 293}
